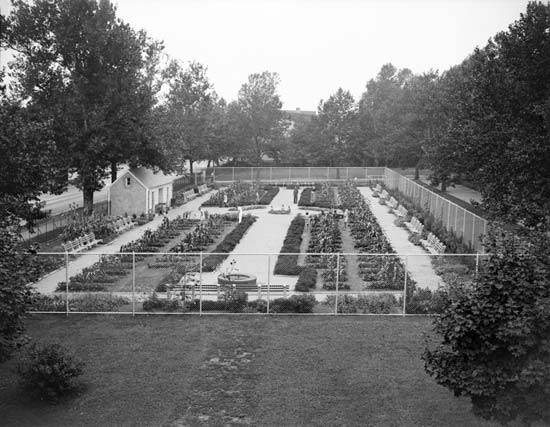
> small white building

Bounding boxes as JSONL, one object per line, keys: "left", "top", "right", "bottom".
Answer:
{"left": 108, "top": 167, "right": 177, "bottom": 217}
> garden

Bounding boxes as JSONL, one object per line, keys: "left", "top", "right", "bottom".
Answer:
{"left": 202, "top": 182, "right": 279, "bottom": 207}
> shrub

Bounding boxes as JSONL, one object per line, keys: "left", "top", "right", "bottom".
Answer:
{"left": 17, "top": 343, "right": 84, "bottom": 402}
{"left": 295, "top": 266, "right": 317, "bottom": 291}
{"left": 423, "top": 227, "right": 550, "bottom": 425}
{"left": 405, "top": 287, "right": 449, "bottom": 314}
{"left": 142, "top": 293, "right": 181, "bottom": 312}
{"left": 408, "top": 234, "right": 422, "bottom": 246}
{"left": 325, "top": 294, "right": 400, "bottom": 314}
{"left": 273, "top": 215, "right": 305, "bottom": 275}
{"left": 270, "top": 294, "right": 317, "bottom": 313}
{"left": 378, "top": 198, "right": 386, "bottom": 205}
{"left": 393, "top": 217, "right": 406, "bottom": 228}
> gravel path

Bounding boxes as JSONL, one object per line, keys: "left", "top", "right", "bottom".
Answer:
{"left": 359, "top": 187, "right": 443, "bottom": 291}
{"left": 34, "top": 191, "right": 219, "bottom": 294}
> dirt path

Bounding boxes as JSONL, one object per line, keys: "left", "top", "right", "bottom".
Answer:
{"left": 339, "top": 220, "right": 365, "bottom": 291}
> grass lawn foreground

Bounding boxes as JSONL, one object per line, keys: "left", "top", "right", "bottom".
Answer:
{"left": 0, "top": 316, "right": 499, "bottom": 427}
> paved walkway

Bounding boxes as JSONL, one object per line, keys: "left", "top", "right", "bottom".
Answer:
{"left": 359, "top": 187, "right": 443, "bottom": 291}
{"left": 201, "top": 188, "right": 300, "bottom": 288}
{"left": 35, "top": 191, "right": 219, "bottom": 294}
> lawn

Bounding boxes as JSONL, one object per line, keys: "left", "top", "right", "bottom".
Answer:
{"left": 0, "top": 316, "right": 499, "bottom": 427}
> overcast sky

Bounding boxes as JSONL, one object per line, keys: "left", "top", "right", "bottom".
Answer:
{"left": 1, "top": 0, "right": 532, "bottom": 110}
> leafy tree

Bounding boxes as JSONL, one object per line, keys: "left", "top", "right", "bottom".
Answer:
{"left": 316, "top": 88, "right": 358, "bottom": 166}
{"left": 236, "top": 71, "right": 287, "bottom": 165}
{"left": 423, "top": 226, "right": 550, "bottom": 425}
{"left": 2, "top": 0, "right": 165, "bottom": 212}
{"left": 160, "top": 60, "right": 216, "bottom": 173}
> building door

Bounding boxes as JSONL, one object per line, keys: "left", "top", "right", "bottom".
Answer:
{"left": 159, "top": 187, "right": 164, "bottom": 204}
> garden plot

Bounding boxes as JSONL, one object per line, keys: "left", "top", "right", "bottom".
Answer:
{"left": 359, "top": 186, "right": 443, "bottom": 290}
{"left": 33, "top": 190, "right": 220, "bottom": 293}
{"left": 201, "top": 188, "right": 298, "bottom": 287}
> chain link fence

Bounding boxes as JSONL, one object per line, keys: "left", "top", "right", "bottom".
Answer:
{"left": 29, "top": 251, "right": 490, "bottom": 316}
{"left": 384, "top": 169, "right": 487, "bottom": 252}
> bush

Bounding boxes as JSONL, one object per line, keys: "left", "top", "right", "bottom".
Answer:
{"left": 325, "top": 294, "right": 400, "bottom": 314}
{"left": 393, "top": 217, "right": 406, "bottom": 228}
{"left": 408, "top": 234, "right": 422, "bottom": 246}
{"left": 31, "top": 294, "right": 129, "bottom": 312}
{"left": 405, "top": 287, "right": 449, "bottom": 314}
{"left": 295, "top": 266, "right": 317, "bottom": 291}
{"left": 142, "top": 293, "right": 181, "bottom": 312}
{"left": 17, "top": 343, "right": 84, "bottom": 402}
{"left": 273, "top": 215, "right": 305, "bottom": 275}
{"left": 270, "top": 294, "right": 317, "bottom": 313}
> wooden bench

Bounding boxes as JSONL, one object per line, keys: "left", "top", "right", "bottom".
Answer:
{"left": 420, "top": 232, "right": 446, "bottom": 255}
{"left": 375, "top": 184, "right": 383, "bottom": 193}
{"left": 388, "top": 197, "right": 399, "bottom": 210}
{"left": 62, "top": 238, "right": 83, "bottom": 253}
{"left": 395, "top": 204, "right": 408, "bottom": 218}
{"left": 405, "top": 216, "right": 424, "bottom": 234}
{"left": 183, "top": 189, "right": 196, "bottom": 202}
{"left": 78, "top": 232, "right": 101, "bottom": 250}
{"left": 380, "top": 190, "right": 390, "bottom": 200}
{"left": 197, "top": 184, "right": 209, "bottom": 195}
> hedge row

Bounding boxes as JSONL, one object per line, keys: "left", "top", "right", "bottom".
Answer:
{"left": 295, "top": 266, "right": 317, "bottom": 292}
{"left": 202, "top": 215, "right": 257, "bottom": 272}
{"left": 273, "top": 215, "right": 305, "bottom": 275}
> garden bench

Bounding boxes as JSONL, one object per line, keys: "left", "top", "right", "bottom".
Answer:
{"left": 405, "top": 216, "right": 424, "bottom": 234}
{"left": 197, "top": 184, "right": 209, "bottom": 195}
{"left": 380, "top": 190, "right": 390, "bottom": 200}
{"left": 62, "top": 238, "right": 84, "bottom": 253}
{"left": 184, "top": 189, "right": 196, "bottom": 202}
{"left": 388, "top": 197, "right": 399, "bottom": 210}
{"left": 78, "top": 232, "right": 101, "bottom": 250}
{"left": 395, "top": 205, "right": 408, "bottom": 218}
{"left": 420, "top": 232, "right": 446, "bottom": 255}
{"left": 375, "top": 184, "right": 383, "bottom": 193}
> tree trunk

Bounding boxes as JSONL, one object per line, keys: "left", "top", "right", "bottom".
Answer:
{"left": 111, "top": 161, "right": 117, "bottom": 183}
{"left": 83, "top": 186, "right": 94, "bottom": 215}
{"left": 441, "top": 178, "right": 447, "bottom": 192}
{"left": 414, "top": 163, "right": 420, "bottom": 180}
{"left": 207, "top": 159, "right": 211, "bottom": 168}
{"left": 188, "top": 158, "right": 193, "bottom": 174}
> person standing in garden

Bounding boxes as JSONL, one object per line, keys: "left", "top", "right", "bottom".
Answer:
{"left": 293, "top": 187, "right": 299, "bottom": 204}
{"left": 238, "top": 206, "right": 243, "bottom": 223}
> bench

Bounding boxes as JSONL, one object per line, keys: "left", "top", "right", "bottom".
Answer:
{"left": 62, "top": 232, "right": 101, "bottom": 253}
{"left": 388, "top": 197, "right": 399, "bottom": 210}
{"left": 78, "top": 232, "right": 101, "bottom": 250}
{"left": 405, "top": 216, "right": 424, "bottom": 234}
{"left": 380, "top": 190, "right": 390, "bottom": 200}
{"left": 197, "top": 184, "right": 209, "bottom": 195}
{"left": 183, "top": 189, "right": 196, "bottom": 202}
{"left": 375, "top": 184, "right": 383, "bottom": 193}
{"left": 420, "top": 232, "right": 446, "bottom": 255}
{"left": 395, "top": 204, "right": 408, "bottom": 218}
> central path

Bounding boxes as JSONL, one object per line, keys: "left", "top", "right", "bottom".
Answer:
{"left": 202, "top": 188, "right": 299, "bottom": 288}
{"left": 359, "top": 187, "right": 443, "bottom": 291}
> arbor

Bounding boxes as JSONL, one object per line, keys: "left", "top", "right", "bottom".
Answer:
{"left": 160, "top": 61, "right": 216, "bottom": 173}
{"left": 236, "top": 71, "right": 287, "bottom": 165}
{"left": 423, "top": 227, "right": 550, "bottom": 425}
{"left": 2, "top": 0, "right": 165, "bottom": 212}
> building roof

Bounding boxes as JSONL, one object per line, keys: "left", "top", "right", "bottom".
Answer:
{"left": 126, "top": 167, "right": 177, "bottom": 189}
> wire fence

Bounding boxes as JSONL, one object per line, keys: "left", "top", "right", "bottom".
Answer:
{"left": 210, "top": 167, "right": 386, "bottom": 183}
{"left": 384, "top": 169, "right": 487, "bottom": 252}
{"left": 30, "top": 251, "right": 490, "bottom": 316}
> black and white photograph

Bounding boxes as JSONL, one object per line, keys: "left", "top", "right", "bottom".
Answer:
{"left": 1, "top": 0, "right": 549, "bottom": 425}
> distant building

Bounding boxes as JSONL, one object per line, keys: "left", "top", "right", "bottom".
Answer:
{"left": 108, "top": 167, "right": 177, "bottom": 216}
{"left": 283, "top": 108, "right": 317, "bottom": 132}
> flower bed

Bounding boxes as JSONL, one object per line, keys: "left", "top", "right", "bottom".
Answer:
{"left": 273, "top": 215, "right": 305, "bottom": 275}
{"left": 298, "top": 183, "right": 339, "bottom": 209}
{"left": 202, "top": 182, "right": 278, "bottom": 207}
{"left": 201, "top": 215, "right": 257, "bottom": 272}
{"left": 170, "top": 215, "right": 232, "bottom": 252}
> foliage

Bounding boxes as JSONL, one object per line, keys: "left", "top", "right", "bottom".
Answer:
{"left": 405, "top": 287, "right": 449, "bottom": 314}
{"left": 325, "top": 294, "right": 400, "bottom": 314}
{"left": 295, "top": 266, "right": 317, "bottom": 292}
{"left": 31, "top": 293, "right": 129, "bottom": 312}
{"left": 142, "top": 293, "right": 182, "bottom": 312}
{"left": 2, "top": 0, "right": 166, "bottom": 211}
{"left": 269, "top": 294, "right": 317, "bottom": 313}
{"left": 202, "top": 182, "right": 278, "bottom": 207}
{"left": 17, "top": 342, "right": 84, "bottom": 403}
{"left": 273, "top": 215, "right": 305, "bottom": 275}
{"left": 423, "top": 226, "right": 550, "bottom": 425}
{"left": 0, "top": 220, "right": 44, "bottom": 362}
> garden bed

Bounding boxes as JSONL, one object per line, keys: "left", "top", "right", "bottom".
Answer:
{"left": 202, "top": 182, "right": 279, "bottom": 207}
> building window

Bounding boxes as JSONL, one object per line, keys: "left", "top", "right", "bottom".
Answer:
{"left": 126, "top": 177, "right": 131, "bottom": 186}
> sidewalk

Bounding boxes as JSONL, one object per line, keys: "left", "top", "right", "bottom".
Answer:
{"left": 419, "top": 176, "right": 482, "bottom": 205}
{"left": 359, "top": 187, "right": 443, "bottom": 291}
{"left": 34, "top": 190, "right": 218, "bottom": 294}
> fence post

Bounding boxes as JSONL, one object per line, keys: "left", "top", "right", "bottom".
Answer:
{"left": 199, "top": 252, "right": 203, "bottom": 316}
{"left": 232, "top": 167, "right": 235, "bottom": 182}
{"left": 462, "top": 210, "right": 466, "bottom": 239}
{"left": 65, "top": 252, "right": 69, "bottom": 316}
{"left": 471, "top": 215, "right": 476, "bottom": 248}
{"left": 266, "top": 255, "right": 271, "bottom": 315}
{"left": 402, "top": 256, "right": 408, "bottom": 315}
{"left": 475, "top": 253, "right": 480, "bottom": 279}
{"left": 251, "top": 167, "right": 254, "bottom": 182}
{"left": 335, "top": 253, "right": 340, "bottom": 315}
{"left": 132, "top": 252, "right": 136, "bottom": 316}
{"left": 308, "top": 167, "right": 311, "bottom": 180}
{"left": 270, "top": 167, "right": 273, "bottom": 181}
